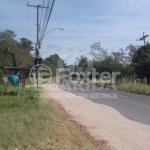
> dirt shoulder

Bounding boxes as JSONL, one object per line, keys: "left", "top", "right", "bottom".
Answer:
{"left": 43, "top": 84, "right": 150, "bottom": 150}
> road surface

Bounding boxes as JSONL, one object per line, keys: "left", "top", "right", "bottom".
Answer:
{"left": 58, "top": 79, "right": 150, "bottom": 126}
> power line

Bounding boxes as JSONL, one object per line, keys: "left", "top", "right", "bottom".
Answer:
{"left": 40, "top": 0, "right": 56, "bottom": 44}
{"left": 41, "top": 35, "right": 141, "bottom": 41}
{"left": 39, "top": 0, "right": 46, "bottom": 36}
{"left": 42, "top": 0, "right": 55, "bottom": 36}
{"left": 40, "top": 0, "right": 46, "bottom": 26}
{"left": 40, "top": 0, "right": 50, "bottom": 43}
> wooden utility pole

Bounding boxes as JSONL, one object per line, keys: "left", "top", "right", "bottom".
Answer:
{"left": 136, "top": 32, "right": 149, "bottom": 46}
{"left": 27, "top": 3, "right": 48, "bottom": 58}
{"left": 27, "top": 3, "right": 48, "bottom": 87}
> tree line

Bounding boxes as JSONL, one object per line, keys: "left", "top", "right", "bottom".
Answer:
{"left": 0, "top": 29, "right": 64, "bottom": 79}
{"left": 76, "top": 42, "right": 150, "bottom": 84}
{"left": 0, "top": 29, "right": 150, "bottom": 85}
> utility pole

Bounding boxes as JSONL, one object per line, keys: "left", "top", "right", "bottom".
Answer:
{"left": 27, "top": 3, "right": 48, "bottom": 87}
{"left": 136, "top": 32, "right": 149, "bottom": 46}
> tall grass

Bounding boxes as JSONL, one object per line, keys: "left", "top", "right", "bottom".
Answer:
{"left": 116, "top": 82, "right": 150, "bottom": 95}
{"left": 0, "top": 83, "right": 19, "bottom": 96}
{"left": 92, "top": 80, "right": 150, "bottom": 95}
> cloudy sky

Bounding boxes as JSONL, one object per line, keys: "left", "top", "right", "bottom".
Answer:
{"left": 1, "top": 0, "right": 150, "bottom": 64}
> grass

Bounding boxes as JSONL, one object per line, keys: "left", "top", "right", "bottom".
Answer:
{"left": 116, "top": 82, "right": 150, "bottom": 95}
{"left": 91, "top": 80, "right": 113, "bottom": 89}
{"left": 92, "top": 80, "right": 150, "bottom": 96}
{"left": 0, "top": 83, "right": 103, "bottom": 150}
{"left": 26, "top": 77, "right": 56, "bottom": 86}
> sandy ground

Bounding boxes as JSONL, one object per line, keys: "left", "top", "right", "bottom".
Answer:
{"left": 43, "top": 84, "right": 150, "bottom": 150}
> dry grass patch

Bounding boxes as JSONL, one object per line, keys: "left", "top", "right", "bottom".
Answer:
{"left": 48, "top": 99, "right": 108, "bottom": 150}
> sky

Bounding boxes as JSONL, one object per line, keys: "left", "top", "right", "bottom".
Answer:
{"left": 1, "top": 0, "right": 150, "bottom": 65}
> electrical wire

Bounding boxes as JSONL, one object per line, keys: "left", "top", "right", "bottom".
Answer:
{"left": 40, "top": 0, "right": 45, "bottom": 25}
{"left": 40, "top": 0, "right": 50, "bottom": 43}
{"left": 39, "top": 0, "right": 48, "bottom": 40}
{"left": 39, "top": 0, "right": 46, "bottom": 35}
{"left": 42, "top": 35, "right": 140, "bottom": 41}
{"left": 41, "top": 0, "right": 55, "bottom": 41}
{"left": 40, "top": 0, "right": 55, "bottom": 44}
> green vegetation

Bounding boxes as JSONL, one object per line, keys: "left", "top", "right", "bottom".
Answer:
{"left": 0, "top": 63, "right": 3, "bottom": 79}
{"left": 0, "top": 84, "right": 101, "bottom": 150}
{"left": 77, "top": 43, "right": 150, "bottom": 85}
{"left": 0, "top": 83, "right": 18, "bottom": 96}
{"left": 0, "top": 30, "right": 34, "bottom": 68}
{"left": 116, "top": 82, "right": 150, "bottom": 95}
{"left": 44, "top": 54, "right": 65, "bottom": 77}
{"left": 93, "top": 81, "right": 150, "bottom": 96}
{"left": 78, "top": 42, "right": 150, "bottom": 95}
{"left": 0, "top": 69, "right": 3, "bottom": 79}
{"left": 132, "top": 44, "right": 150, "bottom": 84}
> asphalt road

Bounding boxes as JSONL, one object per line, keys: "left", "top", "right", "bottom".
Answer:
{"left": 58, "top": 79, "right": 150, "bottom": 126}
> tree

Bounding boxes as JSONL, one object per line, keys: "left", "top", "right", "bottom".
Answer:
{"left": 125, "top": 44, "right": 138, "bottom": 63}
{"left": 44, "top": 54, "right": 64, "bottom": 76}
{"left": 20, "top": 38, "right": 34, "bottom": 51}
{"left": 111, "top": 48, "right": 135, "bottom": 80}
{"left": 132, "top": 44, "right": 150, "bottom": 84}
{"left": 0, "top": 29, "right": 16, "bottom": 48}
{"left": 89, "top": 42, "right": 136, "bottom": 81}
{"left": 0, "top": 30, "right": 17, "bottom": 67}
{"left": 0, "top": 30, "right": 34, "bottom": 68}
{"left": 17, "top": 38, "right": 34, "bottom": 67}
{"left": 112, "top": 48, "right": 129, "bottom": 66}
{"left": 90, "top": 42, "right": 108, "bottom": 61}
{"left": 45, "top": 54, "right": 64, "bottom": 67}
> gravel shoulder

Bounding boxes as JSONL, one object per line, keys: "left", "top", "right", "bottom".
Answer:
{"left": 43, "top": 84, "right": 150, "bottom": 150}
